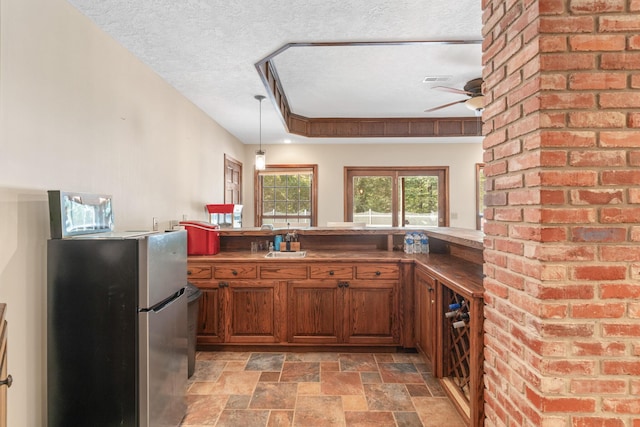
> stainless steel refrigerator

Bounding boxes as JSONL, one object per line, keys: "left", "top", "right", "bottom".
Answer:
{"left": 47, "top": 230, "right": 188, "bottom": 427}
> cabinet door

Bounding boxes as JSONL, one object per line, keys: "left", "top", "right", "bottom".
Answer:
{"left": 288, "top": 280, "right": 341, "bottom": 344}
{"left": 226, "top": 281, "right": 281, "bottom": 343}
{"left": 344, "top": 280, "right": 399, "bottom": 345}
{"left": 197, "top": 285, "right": 224, "bottom": 344}
{"left": 415, "top": 269, "right": 436, "bottom": 363}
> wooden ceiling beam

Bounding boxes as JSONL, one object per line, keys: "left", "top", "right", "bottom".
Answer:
{"left": 255, "top": 41, "right": 483, "bottom": 139}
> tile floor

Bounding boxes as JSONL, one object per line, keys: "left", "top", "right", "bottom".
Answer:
{"left": 181, "top": 351, "right": 466, "bottom": 427}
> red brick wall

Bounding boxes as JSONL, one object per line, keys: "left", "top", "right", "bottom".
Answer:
{"left": 482, "top": 0, "right": 640, "bottom": 425}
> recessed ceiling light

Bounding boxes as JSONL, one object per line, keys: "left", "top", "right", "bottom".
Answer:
{"left": 284, "top": 139, "right": 292, "bottom": 144}
{"left": 422, "top": 75, "right": 452, "bottom": 83}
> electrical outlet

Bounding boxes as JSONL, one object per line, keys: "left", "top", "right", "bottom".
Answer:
{"left": 152, "top": 217, "right": 159, "bottom": 231}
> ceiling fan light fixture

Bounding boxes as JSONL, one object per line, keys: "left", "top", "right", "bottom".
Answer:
{"left": 464, "top": 95, "right": 485, "bottom": 112}
{"left": 254, "top": 95, "right": 266, "bottom": 171}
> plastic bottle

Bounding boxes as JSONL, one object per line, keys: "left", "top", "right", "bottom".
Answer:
{"left": 405, "top": 233, "right": 414, "bottom": 254}
{"left": 413, "top": 232, "right": 421, "bottom": 254}
{"left": 403, "top": 233, "right": 410, "bottom": 253}
{"left": 421, "top": 233, "right": 429, "bottom": 254}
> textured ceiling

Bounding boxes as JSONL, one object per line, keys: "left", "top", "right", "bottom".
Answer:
{"left": 65, "top": 0, "right": 483, "bottom": 145}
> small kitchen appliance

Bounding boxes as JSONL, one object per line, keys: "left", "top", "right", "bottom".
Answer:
{"left": 179, "top": 220, "right": 220, "bottom": 255}
{"left": 206, "top": 203, "right": 242, "bottom": 228}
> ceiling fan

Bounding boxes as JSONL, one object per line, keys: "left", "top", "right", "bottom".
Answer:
{"left": 425, "top": 78, "right": 485, "bottom": 113}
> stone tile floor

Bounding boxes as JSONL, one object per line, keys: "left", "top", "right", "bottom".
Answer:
{"left": 181, "top": 351, "right": 466, "bottom": 427}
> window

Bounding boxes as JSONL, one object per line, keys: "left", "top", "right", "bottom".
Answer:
{"left": 476, "top": 163, "right": 485, "bottom": 231}
{"left": 255, "top": 164, "right": 318, "bottom": 227}
{"left": 345, "top": 167, "right": 449, "bottom": 227}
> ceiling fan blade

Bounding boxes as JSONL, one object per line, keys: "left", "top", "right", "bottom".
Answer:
{"left": 424, "top": 99, "right": 466, "bottom": 113}
{"left": 431, "top": 86, "right": 473, "bottom": 96}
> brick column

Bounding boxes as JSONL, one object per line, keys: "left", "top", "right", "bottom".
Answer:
{"left": 482, "top": 0, "right": 640, "bottom": 426}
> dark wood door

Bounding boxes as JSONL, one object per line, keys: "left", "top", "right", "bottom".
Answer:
{"left": 343, "top": 281, "right": 399, "bottom": 345}
{"left": 224, "top": 154, "right": 242, "bottom": 204}
{"left": 197, "top": 286, "right": 224, "bottom": 344}
{"left": 288, "top": 281, "right": 341, "bottom": 344}
{"left": 226, "top": 281, "right": 280, "bottom": 343}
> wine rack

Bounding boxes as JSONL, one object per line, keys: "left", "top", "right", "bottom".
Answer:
{"left": 436, "top": 280, "right": 484, "bottom": 427}
{"left": 443, "top": 290, "right": 471, "bottom": 400}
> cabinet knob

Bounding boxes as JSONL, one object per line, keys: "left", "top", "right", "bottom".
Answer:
{"left": 0, "top": 374, "right": 12, "bottom": 388}
{"left": 338, "top": 281, "right": 349, "bottom": 288}
{"left": 329, "top": 271, "right": 334, "bottom": 276}
{"left": 219, "top": 282, "right": 229, "bottom": 288}
{"left": 232, "top": 270, "right": 238, "bottom": 275}
{"left": 187, "top": 271, "right": 192, "bottom": 275}
{"left": 375, "top": 271, "right": 381, "bottom": 276}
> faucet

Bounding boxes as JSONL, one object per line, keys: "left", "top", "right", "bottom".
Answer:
{"left": 285, "top": 223, "right": 297, "bottom": 242}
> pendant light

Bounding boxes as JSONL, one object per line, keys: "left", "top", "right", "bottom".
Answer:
{"left": 255, "top": 95, "right": 266, "bottom": 170}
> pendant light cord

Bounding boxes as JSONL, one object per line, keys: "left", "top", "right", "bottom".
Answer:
{"left": 255, "top": 95, "right": 265, "bottom": 153}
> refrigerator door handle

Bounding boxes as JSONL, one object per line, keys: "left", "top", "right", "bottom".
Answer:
{"left": 140, "top": 287, "right": 185, "bottom": 313}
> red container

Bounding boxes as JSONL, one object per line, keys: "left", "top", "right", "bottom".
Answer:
{"left": 179, "top": 221, "right": 220, "bottom": 255}
{"left": 206, "top": 204, "right": 234, "bottom": 214}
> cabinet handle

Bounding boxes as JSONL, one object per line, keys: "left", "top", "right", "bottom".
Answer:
{"left": 0, "top": 375, "right": 12, "bottom": 388}
{"left": 375, "top": 271, "right": 381, "bottom": 276}
{"left": 338, "top": 281, "right": 350, "bottom": 288}
{"left": 428, "top": 287, "right": 434, "bottom": 292}
{"left": 232, "top": 270, "right": 238, "bottom": 276}
{"left": 187, "top": 271, "right": 192, "bottom": 275}
{"left": 329, "top": 271, "right": 334, "bottom": 276}
{"left": 219, "top": 282, "right": 229, "bottom": 288}
{"left": 343, "top": 282, "right": 350, "bottom": 288}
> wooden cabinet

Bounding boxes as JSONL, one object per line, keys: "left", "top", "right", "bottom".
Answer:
{"left": 188, "top": 264, "right": 282, "bottom": 344}
{"left": 195, "top": 285, "right": 224, "bottom": 344}
{"left": 347, "top": 264, "right": 400, "bottom": 345}
{"left": 288, "top": 280, "right": 341, "bottom": 344}
{"left": 288, "top": 263, "right": 400, "bottom": 346}
{"left": 414, "top": 266, "right": 436, "bottom": 363}
{"left": 189, "top": 260, "right": 401, "bottom": 348}
{"left": 225, "top": 280, "right": 282, "bottom": 343}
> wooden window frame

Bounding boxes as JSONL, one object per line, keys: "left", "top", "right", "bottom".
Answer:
{"left": 344, "top": 166, "right": 449, "bottom": 227}
{"left": 476, "top": 163, "right": 485, "bottom": 231}
{"left": 254, "top": 164, "right": 318, "bottom": 227}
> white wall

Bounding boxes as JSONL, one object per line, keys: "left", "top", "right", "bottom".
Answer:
{"left": 0, "top": 0, "right": 245, "bottom": 425}
{"left": 243, "top": 142, "right": 483, "bottom": 228}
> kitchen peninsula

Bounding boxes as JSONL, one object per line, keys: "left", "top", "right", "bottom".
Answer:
{"left": 187, "top": 226, "right": 485, "bottom": 426}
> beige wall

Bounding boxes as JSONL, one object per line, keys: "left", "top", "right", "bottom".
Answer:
{"left": 0, "top": 0, "right": 245, "bottom": 425}
{"left": 243, "top": 142, "right": 483, "bottom": 228}
{"left": 0, "top": 0, "right": 483, "bottom": 425}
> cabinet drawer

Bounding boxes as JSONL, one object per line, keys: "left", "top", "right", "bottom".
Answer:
{"left": 310, "top": 265, "right": 353, "bottom": 279}
{"left": 187, "top": 264, "right": 212, "bottom": 279}
{"left": 214, "top": 265, "right": 257, "bottom": 279}
{"left": 355, "top": 264, "right": 399, "bottom": 280}
{"left": 260, "top": 264, "right": 308, "bottom": 279}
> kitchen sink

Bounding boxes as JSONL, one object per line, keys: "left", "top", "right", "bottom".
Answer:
{"left": 264, "top": 251, "right": 306, "bottom": 258}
